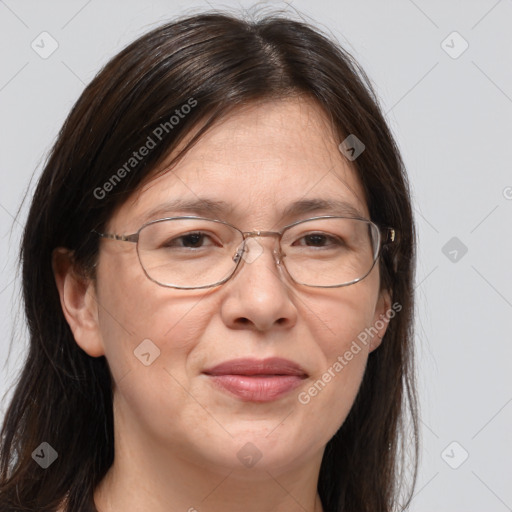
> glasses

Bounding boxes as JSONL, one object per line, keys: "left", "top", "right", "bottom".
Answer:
{"left": 93, "top": 216, "right": 396, "bottom": 289}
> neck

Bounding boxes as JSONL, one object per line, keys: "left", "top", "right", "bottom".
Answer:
{"left": 93, "top": 398, "right": 325, "bottom": 512}
{"left": 94, "top": 461, "right": 324, "bottom": 512}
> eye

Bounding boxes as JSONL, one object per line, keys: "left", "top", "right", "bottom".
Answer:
{"left": 162, "top": 231, "right": 219, "bottom": 249}
{"left": 293, "top": 232, "right": 345, "bottom": 248}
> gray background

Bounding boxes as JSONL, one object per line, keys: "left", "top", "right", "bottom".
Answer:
{"left": 1, "top": 1, "right": 511, "bottom": 510}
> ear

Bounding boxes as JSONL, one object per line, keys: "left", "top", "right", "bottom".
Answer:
{"left": 369, "top": 288, "right": 392, "bottom": 352}
{"left": 52, "top": 247, "right": 105, "bottom": 357}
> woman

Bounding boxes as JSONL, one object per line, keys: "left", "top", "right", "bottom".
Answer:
{"left": 0, "top": 10, "right": 418, "bottom": 512}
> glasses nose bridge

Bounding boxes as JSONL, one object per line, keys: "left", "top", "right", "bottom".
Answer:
{"left": 241, "top": 229, "right": 284, "bottom": 262}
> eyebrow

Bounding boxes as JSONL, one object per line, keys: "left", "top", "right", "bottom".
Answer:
{"left": 139, "top": 197, "right": 366, "bottom": 224}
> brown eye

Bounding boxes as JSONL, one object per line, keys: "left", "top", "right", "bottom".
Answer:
{"left": 162, "top": 232, "right": 214, "bottom": 249}
{"left": 294, "top": 233, "right": 345, "bottom": 248}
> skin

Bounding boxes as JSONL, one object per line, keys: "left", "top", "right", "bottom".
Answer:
{"left": 53, "top": 96, "right": 391, "bottom": 512}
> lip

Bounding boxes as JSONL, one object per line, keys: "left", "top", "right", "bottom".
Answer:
{"left": 203, "top": 357, "right": 308, "bottom": 402}
{"left": 203, "top": 357, "right": 308, "bottom": 377}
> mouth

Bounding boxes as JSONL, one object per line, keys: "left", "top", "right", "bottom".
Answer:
{"left": 202, "top": 357, "right": 308, "bottom": 402}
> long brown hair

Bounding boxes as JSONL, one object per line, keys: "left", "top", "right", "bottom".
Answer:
{"left": 0, "top": 10, "right": 418, "bottom": 511}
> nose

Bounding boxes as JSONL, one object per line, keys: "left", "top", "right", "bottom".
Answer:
{"left": 219, "top": 235, "right": 298, "bottom": 332}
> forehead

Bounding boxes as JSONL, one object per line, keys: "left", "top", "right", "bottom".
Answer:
{"left": 112, "top": 97, "right": 369, "bottom": 231}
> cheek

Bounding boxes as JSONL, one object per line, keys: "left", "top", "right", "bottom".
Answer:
{"left": 296, "top": 285, "right": 378, "bottom": 429}
{"left": 306, "top": 283, "right": 378, "bottom": 359}
{"left": 94, "top": 251, "right": 215, "bottom": 383}
{"left": 94, "top": 275, "right": 219, "bottom": 451}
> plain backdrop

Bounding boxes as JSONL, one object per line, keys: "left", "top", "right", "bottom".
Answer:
{"left": 1, "top": 1, "right": 511, "bottom": 511}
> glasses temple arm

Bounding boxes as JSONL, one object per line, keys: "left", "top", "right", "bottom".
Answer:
{"left": 92, "top": 230, "right": 139, "bottom": 243}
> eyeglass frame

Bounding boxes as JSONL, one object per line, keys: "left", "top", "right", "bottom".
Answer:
{"left": 92, "top": 215, "right": 396, "bottom": 290}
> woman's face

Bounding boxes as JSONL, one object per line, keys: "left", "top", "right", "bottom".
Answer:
{"left": 65, "top": 97, "right": 391, "bottom": 477}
